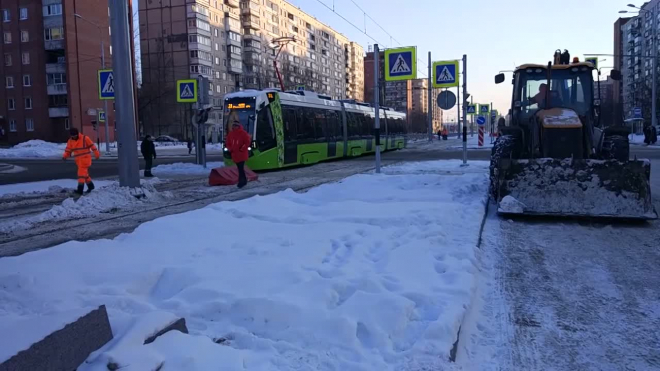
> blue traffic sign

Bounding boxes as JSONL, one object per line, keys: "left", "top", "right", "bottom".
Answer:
{"left": 477, "top": 116, "right": 486, "bottom": 126}
{"left": 384, "top": 47, "right": 417, "bottom": 81}
{"left": 467, "top": 105, "right": 477, "bottom": 115}
{"left": 98, "top": 70, "right": 114, "bottom": 100}
{"left": 177, "top": 79, "right": 198, "bottom": 103}
{"left": 98, "top": 111, "right": 106, "bottom": 122}
{"left": 634, "top": 107, "right": 642, "bottom": 119}
{"left": 433, "top": 60, "right": 459, "bottom": 88}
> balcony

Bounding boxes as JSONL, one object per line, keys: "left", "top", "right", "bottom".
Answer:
{"left": 47, "top": 84, "right": 67, "bottom": 95}
{"left": 241, "top": 2, "right": 260, "bottom": 14}
{"left": 242, "top": 17, "right": 260, "bottom": 29}
{"left": 225, "top": 17, "right": 241, "bottom": 32}
{"left": 244, "top": 32, "right": 261, "bottom": 41}
{"left": 48, "top": 107, "right": 69, "bottom": 118}
{"left": 45, "top": 39, "right": 65, "bottom": 50}
{"left": 225, "top": 0, "right": 239, "bottom": 8}
{"left": 228, "top": 61, "right": 242, "bottom": 74}
{"left": 46, "top": 62, "right": 66, "bottom": 73}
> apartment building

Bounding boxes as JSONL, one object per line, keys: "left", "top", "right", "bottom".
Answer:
{"left": 410, "top": 78, "right": 442, "bottom": 133}
{"left": 0, "top": 0, "right": 113, "bottom": 146}
{"left": 138, "top": 0, "right": 364, "bottom": 139}
{"left": 613, "top": 16, "right": 631, "bottom": 122}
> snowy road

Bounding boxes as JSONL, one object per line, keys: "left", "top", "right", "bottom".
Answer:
{"left": 460, "top": 160, "right": 660, "bottom": 370}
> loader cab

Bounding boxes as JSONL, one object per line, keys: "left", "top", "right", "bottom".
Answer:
{"left": 509, "top": 63, "right": 595, "bottom": 128}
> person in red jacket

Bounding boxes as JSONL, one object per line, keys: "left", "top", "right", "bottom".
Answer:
{"left": 226, "top": 121, "right": 252, "bottom": 188}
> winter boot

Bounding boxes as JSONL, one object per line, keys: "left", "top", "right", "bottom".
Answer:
{"left": 145, "top": 170, "right": 153, "bottom": 178}
{"left": 75, "top": 183, "right": 84, "bottom": 195}
{"left": 86, "top": 181, "right": 95, "bottom": 194}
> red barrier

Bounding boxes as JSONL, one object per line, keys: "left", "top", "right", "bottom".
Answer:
{"left": 209, "top": 165, "right": 259, "bottom": 186}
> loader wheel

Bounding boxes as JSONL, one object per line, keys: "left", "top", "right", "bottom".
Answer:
{"left": 601, "top": 135, "right": 629, "bottom": 162}
{"left": 489, "top": 135, "right": 519, "bottom": 200}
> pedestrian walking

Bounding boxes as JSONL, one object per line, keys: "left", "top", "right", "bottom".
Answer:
{"left": 141, "top": 135, "right": 157, "bottom": 177}
{"left": 62, "top": 128, "right": 100, "bottom": 195}
{"left": 187, "top": 139, "right": 193, "bottom": 155}
{"left": 226, "top": 121, "right": 251, "bottom": 188}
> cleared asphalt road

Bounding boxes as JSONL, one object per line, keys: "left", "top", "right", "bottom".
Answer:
{"left": 1, "top": 144, "right": 659, "bottom": 185}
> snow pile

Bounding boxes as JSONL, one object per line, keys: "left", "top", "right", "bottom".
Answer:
{"left": 0, "top": 179, "right": 113, "bottom": 197}
{"left": 0, "top": 182, "right": 172, "bottom": 234}
{"left": 0, "top": 140, "right": 66, "bottom": 158}
{"left": 0, "top": 161, "right": 488, "bottom": 370}
{"left": 503, "top": 159, "right": 655, "bottom": 218}
{"left": 152, "top": 161, "right": 224, "bottom": 175}
{"left": 498, "top": 195, "right": 525, "bottom": 214}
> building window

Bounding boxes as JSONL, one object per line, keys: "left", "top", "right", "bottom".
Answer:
{"left": 26, "top": 118, "right": 34, "bottom": 132}
{"left": 9, "top": 119, "right": 17, "bottom": 132}
{"left": 4, "top": 32, "right": 11, "bottom": 44}
{"left": 19, "top": 8, "right": 27, "bottom": 20}
{"left": 5, "top": 76, "right": 13, "bottom": 88}
{"left": 22, "top": 52, "right": 29, "bottom": 65}
{"left": 215, "top": 57, "right": 220, "bottom": 65}
{"left": 4, "top": 53, "right": 10, "bottom": 66}
{"left": 43, "top": 4, "right": 62, "bottom": 16}
{"left": 64, "top": 118, "right": 70, "bottom": 130}
{"left": 20, "top": 30, "right": 28, "bottom": 42}
{"left": 8, "top": 98, "right": 15, "bottom": 110}
{"left": 214, "top": 28, "right": 219, "bottom": 37}
{"left": 214, "top": 42, "right": 219, "bottom": 51}
{"left": 2, "top": 9, "right": 9, "bottom": 22}
{"left": 222, "top": 72, "right": 226, "bottom": 80}
{"left": 44, "top": 27, "right": 64, "bottom": 40}
{"left": 216, "top": 85, "right": 221, "bottom": 93}
{"left": 25, "top": 97, "right": 32, "bottom": 110}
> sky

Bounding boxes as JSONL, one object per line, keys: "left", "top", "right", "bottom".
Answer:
{"left": 287, "top": 0, "right": 627, "bottom": 122}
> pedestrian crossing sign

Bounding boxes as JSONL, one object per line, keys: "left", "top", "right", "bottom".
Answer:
{"left": 585, "top": 57, "right": 598, "bottom": 70}
{"left": 98, "top": 111, "right": 106, "bottom": 123}
{"left": 177, "top": 79, "right": 198, "bottom": 103}
{"left": 432, "top": 60, "right": 459, "bottom": 88}
{"left": 467, "top": 104, "right": 477, "bottom": 115}
{"left": 98, "top": 69, "right": 114, "bottom": 100}
{"left": 480, "top": 104, "right": 490, "bottom": 114}
{"left": 384, "top": 46, "right": 417, "bottom": 81}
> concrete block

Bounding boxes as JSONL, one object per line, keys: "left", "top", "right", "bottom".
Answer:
{"left": 0, "top": 305, "right": 113, "bottom": 371}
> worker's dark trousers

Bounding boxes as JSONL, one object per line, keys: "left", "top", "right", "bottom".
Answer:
{"left": 237, "top": 161, "right": 247, "bottom": 188}
{"left": 145, "top": 157, "right": 153, "bottom": 176}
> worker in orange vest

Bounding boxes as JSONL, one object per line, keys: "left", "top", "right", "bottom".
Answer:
{"left": 62, "top": 128, "right": 100, "bottom": 195}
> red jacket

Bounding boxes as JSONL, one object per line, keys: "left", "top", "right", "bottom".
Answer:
{"left": 226, "top": 126, "right": 251, "bottom": 163}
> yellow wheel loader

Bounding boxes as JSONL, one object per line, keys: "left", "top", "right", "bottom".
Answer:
{"left": 491, "top": 56, "right": 657, "bottom": 220}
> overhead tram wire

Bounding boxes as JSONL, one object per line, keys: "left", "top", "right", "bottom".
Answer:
{"left": 344, "top": 0, "right": 429, "bottom": 77}
{"left": 313, "top": 0, "right": 385, "bottom": 47}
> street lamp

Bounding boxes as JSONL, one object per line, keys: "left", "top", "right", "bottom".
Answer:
{"left": 268, "top": 36, "right": 295, "bottom": 91}
{"left": 74, "top": 13, "right": 111, "bottom": 155}
{"left": 624, "top": 4, "right": 657, "bottom": 128}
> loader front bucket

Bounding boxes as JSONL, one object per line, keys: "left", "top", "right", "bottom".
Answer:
{"left": 496, "top": 158, "right": 658, "bottom": 220}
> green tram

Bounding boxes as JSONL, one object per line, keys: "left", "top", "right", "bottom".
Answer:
{"left": 220, "top": 89, "right": 408, "bottom": 170}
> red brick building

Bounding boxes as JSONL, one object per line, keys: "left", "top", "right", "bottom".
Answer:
{"left": 0, "top": 0, "right": 115, "bottom": 146}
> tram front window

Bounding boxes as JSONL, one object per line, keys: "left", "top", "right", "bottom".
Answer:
{"left": 224, "top": 98, "right": 256, "bottom": 136}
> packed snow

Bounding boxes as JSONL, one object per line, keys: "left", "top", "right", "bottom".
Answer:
{"left": 151, "top": 161, "right": 225, "bottom": 176}
{"left": 0, "top": 181, "right": 172, "bottom": 234}
{"left": 0, "top": 179, "right": 113, "bottom": 197}
{"left": 0, "top": 161, "right": 489, "bottom": 370}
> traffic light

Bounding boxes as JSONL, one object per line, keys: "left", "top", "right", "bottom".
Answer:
{"left": 196, "top": 107, "right": 212, "bottom": 125}
{"left": 91, "top": 120, "right": 98, "bottom": 130}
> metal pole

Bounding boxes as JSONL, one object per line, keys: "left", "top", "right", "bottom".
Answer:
{"left": 101, "top": 39, "right": 110, "bottom": 155}
{"left": 427, "top": 51, "right": 432, "bottom": 141}
{"left": 109, "top": 0, "right": 140, "bottom": 187}
{"left": 374, "top": 44, "right": 381, "bottom": 173}
{"left": 653, "top": 6, "right": 657, "bottom": 128}
{"left": 461, "top": 54, "right": 468, "bottom": 166}
{"left": 456, "top": 84, "right": 460, "bottom": 138}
